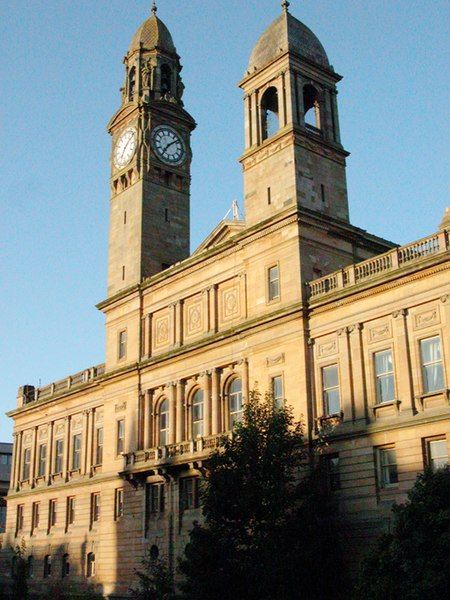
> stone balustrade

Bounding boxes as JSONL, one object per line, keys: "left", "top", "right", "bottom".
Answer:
{"left": 308, "top": 230, "right": 449, "bottom": 300}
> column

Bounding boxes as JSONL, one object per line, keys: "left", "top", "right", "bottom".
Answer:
{"left": 240, "top": 359, "right": 249, "bottom": 405}
{"left": 244, "top": 94, "right": 252, "bottom": 148}
{"left": 281, "top": 72, "right": 288, "bottom": 126}
{"left": 175, "top": 301, "right": 183, "bottom": 346}
{"left": 81, "top": 410, "right": 90, "bottom": 476}
{"left": 176, "top": 381, "right": 185, "bottom": 442}
{"left": 330, "top": 89, "right": 341, "bottom": 144}
{"left": 11, "top": 432, "right": 20, "bottom": 490}
{"left": 86, "top": 410, "right": 94, "bottom": 475}
{"left": 143, "top": 390, "right": 151, "bottom": 449}
{"left": 29, "top": 426, "right": 38, "bottom": 485}
{"left": 208, "top": 285, "right": 218, "bottom": 334}
{"left": 296, "top": 73, "right": 305, "bottom": 126}
{"left": 323, "top": 88, "right": 334, "bottom": 142}
{"left": 337, "top": 328, "right": 354, "bottom": 422}
{"left": 144, "top": 313, "right": 152, "bottom": 359}
{"left": 441, "top": 295, "right": 450, "bottom": 387}
{"left": 170, "top": 304, "right": 177, "bottom": 347}
{"left": 211, "top": 368, "right": 220, "bottom": 435}
{"left": 392, "top": 309, "right": 415, "bottom": 414}
{"left": 45, "top": 422, "right": 54, "bottom": 484}
{"left": 169, "top": 383, "right": 176, "bottom": 445}
{"left": 348, "top": 324, "right": 367, "bottom": 422}
{"left": 203, "top": 372, "right": 211, "bottom": 437}
{"left": 63, "top": 416, "right": 71, "bottom": 480}
{"left": 254, "top": 89, "right": 261, "bottom": 145}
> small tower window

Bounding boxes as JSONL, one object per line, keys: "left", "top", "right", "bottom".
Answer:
{"left": 161, "top": 64, "right": 172, "bottom": 95}
{"left": 128, "top": 67, "right": 136, "bottom": 101}
{"left": 261, "top": 86, "right": 279, "bottom": 141}
{"left": 303, "top": 84, "right": 321, "bottom": 131}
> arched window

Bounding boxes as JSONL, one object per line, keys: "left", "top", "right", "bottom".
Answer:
{"left": 261, "top": 86, "right": 279, "bottom": 141}
{"left": 27, "top": 555, "right": 34, "bottom": 578}
{"left": 62, "top": 553, "right": 70, "bottom": 578}
{"left": 303, "top": 84, "right": 321, "bottom": 130}
{"left": 43, "top": 555, "right": 51, "bottom": 578}
{"left": 150, "top": 545, "right": 159, "bottom": 560}
{"left": 128, "top": 67, "right": 136, "bottom": 101}
{"left": 228, "top": 378, "right": 243, "bottom": 428}
{"left": 86, "top": 552, "right": 95, "bottom": 577}
{"left": 159, "top": 399, "right": 169, "bottom": 446}
{"left": 192, "top": 389, "right": 204, "bottom": 438}
{"left": 161, "top": 64, "right": 172, "bottom": 95}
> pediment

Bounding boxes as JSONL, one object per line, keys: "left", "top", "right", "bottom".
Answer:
{"left": 193, "top": 220, "right": 245, "bottom": 255}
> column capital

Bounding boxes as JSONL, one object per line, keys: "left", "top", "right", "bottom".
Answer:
{"left": 348, "top": 322, "right": 363, "bottom": 334}
{"left": 392, "top": 308, "right": 408, "bottom": 318}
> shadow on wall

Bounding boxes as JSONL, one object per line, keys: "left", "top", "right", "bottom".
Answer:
{"left": 0, "top": 539, "right": 104, "bottom": 600}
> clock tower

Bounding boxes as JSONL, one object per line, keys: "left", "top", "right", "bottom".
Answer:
{"left": 107, "top": 4, "right": 196, "bottom": 297}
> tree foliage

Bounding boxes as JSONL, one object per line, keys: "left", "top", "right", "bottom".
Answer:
{"left": 130, "top": 548, "right": 175, "bottom": 600}
{"left": 356, "top": 466, "right": 450, "bottom": 600}
{"left": 178, "top": 390, "right": 347, "bottom": 600}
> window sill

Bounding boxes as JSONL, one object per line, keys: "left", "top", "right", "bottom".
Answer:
{"left": 315, "top": 412, "right": 343, "bottom": 432}
{"left": 372, "top": 399, "right": 401, "bottom": 418}
{"left": 416, "top": 389, "right": 449, "bottom": 411}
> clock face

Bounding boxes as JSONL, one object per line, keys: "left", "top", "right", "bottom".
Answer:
{"left": 114, "top": 127, "right": 137, "bottom": 169}
{"left": 151, "top": 125, "right": 186, "bottom": 166}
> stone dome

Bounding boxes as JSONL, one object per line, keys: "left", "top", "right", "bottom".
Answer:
{"left": 248, "top": 11, "right": 329, "bottom": 72}
{"left": 128, "top": 14, "right": 177, "bottom": 55}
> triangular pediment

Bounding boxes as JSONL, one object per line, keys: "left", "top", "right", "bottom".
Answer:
{"left": 193, "top": 220, "right": 245, "bottom": 255}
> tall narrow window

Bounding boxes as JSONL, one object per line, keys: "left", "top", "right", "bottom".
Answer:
{"left": 118, "top": 330, "right": 127, "bottom": 360}
{"left": 128, "top": 67, "right": 136, "bottom": 101}
{"left": 117, "top": 420, "right": 125, "bottom": 455}
{"left": 229, "top": 379, "right": 243, "bottom": 428}
{"left": 159, "top": 400, "right": 169, "bottom": 446}
{"left": 37, "top": 444, "right": 47, "bottom": 477}
{"left": 272, "top": 376, "right": 284, "bottom": 408}
{"left": 123, "top": 211, "right": 127, "bottom": 225}
{"left": 165, "top": 208, "right": 170, "bottom": 222}
{"left": 67, "top": 497, "right": 75, "bottom": 527}
{"left": 192, "top": 389, "right": 204, "bottom": 438}
{"left": 43, "top": 555, "right": 52, "bottom": 579}
{"left": 420, "top": 337, "right": 445, "bottom": 393}
{"left": 322, "top": 453, "right": 341, "bottom": 491}
{"left": 122, "top": 266, "right": 126, "bottom": 281}
{"left": 180, "top": 478, "right": 199, "bottom": 511}
{"left": 322, "top": 365, "right": 340, "bottom": 416}
{"left": 425, "top": 438, "right": 448, "bottom": 472}
{"left": 62, "top": 554, "right": 70, "bottom": 578}
{"left": 86, "top": 553, "right": 96, "bottom": 578}
{"left": 377, "top": 447, "right": 399, "bottom": 488}
{"left": 268, "top": 265, "right": 280, "bottom": 301}
{"left": 72, "top": 434, "right": 81, "bottom": 471}
{"left": 22, "top": 448, "right": 31, "bottom": 480}
{"left": 115, "top": 488, "right": 124, "bottom": 520}
{"left": 161, "top": 64, "right": 172, "bottom": 95}
{"left": 54, "top": 439, "right": 64, "bottom": 474}
{"left": 90, "top": 493, "right": 100, "bottom": 527}
{"left": 31, "top": 502, "right": 40, "bottom": 534}
{"left": 374, "top": 350, "right": 395, "bottom": 403}
{"left": 48, "top": 499, "right": 57, "bottom": 530}
{"left": 27, "top": 556, "right": 34, "bottom": 578}
{"left": 16, "top": 504, "right": 24, "bottom": 534}
{"left": 303, "top": 84, "right": 321, "bottom": 130}
{"left": 261, "top": 86, "right": 279, "bottom": 141}
{"left": 95, "top": 427, "right": 103, "bottom": 466}
{"left": 147, "top": 483, "right": 165, "bottom": 516}
{"left": 267, "top": 187, "right": 272, "bottom": 205}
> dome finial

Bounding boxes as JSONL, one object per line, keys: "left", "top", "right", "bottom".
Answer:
{"left": 151, "top": 1, "right": 157, "bottom": 16}
{"left": 281, "top": 0, "right": 290, "bottom": 13}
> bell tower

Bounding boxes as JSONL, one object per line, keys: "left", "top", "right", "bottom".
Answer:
{"left": 239, "top": 1, "right": 349, "bottom": 227}
{"left": 107, "top": 3, "right": 196, "bottom": 297}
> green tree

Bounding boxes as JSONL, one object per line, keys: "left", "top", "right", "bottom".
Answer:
{"left": 356, "top": 466, "right": 450, "bottom": 600}
{"left": 130, "top": 548, "right": 175, "bottom": 600}
{"left": 178, "top": 390, "right": 347, "bottom": 600}
{"left": 9, "top": 540, "right": 29, "bottom": 600}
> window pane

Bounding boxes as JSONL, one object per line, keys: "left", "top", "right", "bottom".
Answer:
{"left": 377, "top": 374, "right": 395, "bottom": 403}
{"left": 421, "top": 337, "right": 441, "bottom": 363}
{"left": 375, "top": 350, "right": 393, "bottom": 375}
{"left": 268, "top": 266, "right": 279, "bottom": 300}
{"left": 324, "top": 389, "right": 340, "bottom": 415}
{"left": 423, "top": 364, "right": 445, "bottom": 393}
{"left": 323, "top": 365, "right": 338, "bottom": 389}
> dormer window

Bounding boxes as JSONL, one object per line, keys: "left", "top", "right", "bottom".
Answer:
{"left": 261, "top": 86, "right": 279, "bottom": 141}
{"left": 303, "top": 84, "right": 321, "bottom": 132}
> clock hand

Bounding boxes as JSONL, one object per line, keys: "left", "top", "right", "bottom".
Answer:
{"left": 163, "top": 140, "right": 178, "bottom": 153}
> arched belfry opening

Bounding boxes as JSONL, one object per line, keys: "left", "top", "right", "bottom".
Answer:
{"left": 261, "top": 86, "right": 279, "bottom": 141}
{"left": 128, "top": 67, "right": 136, "bottom": 101}
{"left": 303, "top": 84, "right": 321, "bottom": 131}
{"left": 161, "top": 64, "right": 172, "bottom": 95}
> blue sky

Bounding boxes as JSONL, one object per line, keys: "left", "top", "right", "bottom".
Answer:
{"left": 0, "top": 0, "right": 448, "bottom": 441}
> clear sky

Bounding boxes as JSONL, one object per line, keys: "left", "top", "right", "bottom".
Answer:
{"left": 0, "top": 0, "right": 448, "bottom": 441}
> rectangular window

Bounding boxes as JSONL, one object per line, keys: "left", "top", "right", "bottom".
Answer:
{"left": 95, "top": 427, "right": 103, "bottom": 466}
{"left": 67, "top": 497, "right": 75, "bottom": 527}
{"left": 322, "top": 365, "right": 340, "bottom": 416}
{"left": 118, "top": 330, "right": 127, "bottom": 360}
{"left": 22, "top": 448, "right": 31, "bottom": 480}
{"left": 117, "top": 419, "right": 125, "bottom": 455}
{"left": 180, "top": 478, "right": 200, "bottom": 511}
{"left": 272, "top": 376, "right": 284, "bottom": 408}
{"left": 87, "top": 553, "right": 95, "bottom": 577}
{"left": 425, "top": 437, "right": 448, "bottom": 472}
{"left": 374, "top": 349, "right": 395, "bottom": 403}
{"left": 43, "top": 555, "right": 52, "bottom": 578}
{"left": 90, "top": 493, "right": 100, "bottom": 527}
{"left": 115, "top": 488, "right": 124, "bottom": 520}
{"left": 420, "top": 337, "right": 445, "bottom": 393}
{"left": 268, "top": 265, "right": 280, "bottom": 301}
{"left": 72, "top": 434, "right": 81, "bottom": 471}
{"left": 54, "top": 439, "right": 64, "bottom": 473}
{"left": 16, "top": 504, "right": 24, "bottom": 533}
{"left": 0, "top": 453, "right": 11, "bottom": 465}
{"left": 37, "top": 444, "right": 47, "bottom": 477}
{"left": 147, "top": 483, "right": 165, "bottom": 515}
{"left": 48, "top": 499, "right": 57, "bottom": 530}
{"left": 322, "top": 453, "right": 341, "bottom": 491}
{"left": 377, "top": 447, "right": 399, "bottom": 488}
{"left": 31, "top": 502, "right": 40, "bottom": 533}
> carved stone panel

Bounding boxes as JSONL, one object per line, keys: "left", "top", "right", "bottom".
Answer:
{"left": 413, "top": 306, "right": 440, "bottom": 331}
{"left": 71, "top": 414, "right": 83, "bottom": 431}
{"left": 317, "top": 338, "right": 338, "bottom": 358}
{"left": 368, "top": 322, "right": 392, "bottom": 344}
{"left": 218, "top": 277, "right": 244, "bottom": 329}
{"left": 153, "top": 308, "right": 172, "bottom": 352}
{"left": 183, "top": 294, "right": 204, "bottom": 341}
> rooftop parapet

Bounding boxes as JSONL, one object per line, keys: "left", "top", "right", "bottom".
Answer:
{"left": 308, "top": 229, "right": 449, "bottom": 301}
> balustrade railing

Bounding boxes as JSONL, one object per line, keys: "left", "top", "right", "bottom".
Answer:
{"left": 308, "top": 230, "right": 448, "bottom": 300}
{"left": 27, "top": 363, "right": 106, "bottom": 404}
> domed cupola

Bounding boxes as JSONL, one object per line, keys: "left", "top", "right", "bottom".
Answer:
{"left": 128, "top": 10, "right": 177, "bottom": 56}
{"left": 248, "top": 2, "right": 329, "bottom": 74}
